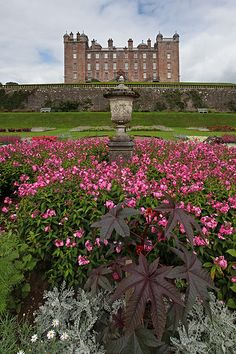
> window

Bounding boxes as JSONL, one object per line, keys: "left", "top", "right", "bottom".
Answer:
{"left": 73, "top": 73, "right": 77, "bottom": 79}
{"left": 87, "top": 53, "right": 91, "bottom": 59}
{"left": 96, "top": 72, "right": 99, "bottom": 79}
{"left": 134, "top": 62, "right": 138, "bottom": 70}
{"left": 143, "top": 53, "right": 146, "bottom": 59}
{"left": 153, "top": 62, "right": 156, "bottom": 70}
{"left": 104, "top": 63, "right": 108, "bottom": 70}
{"left": 143, "top": 72, "right": 147, "bottom": 79}
{"left": 95, "top": 53, "right": 100, "bottom": 59}
{"left": 143, "top": 63, "right": 146, "bottom": 70}
{"left": 125, "top": 62, "right": 129, "bottom": 70}
{"left": 113, "top": 53, "right": 117, "bottom": 59}
{"left": 113, "top": 62, "right": 117, "bottom": 70}
{"left": 104, "top": 53, "right": 108, "bottom": 59}
{"left": 87, "top": 63, "right": 91, "bottom": 71}
{"left": 167, "top": 72, "right": 172, "bottom": 79}
{"left": 124, "top": 53, "right": 128, "bottom": 59}
{"left": 73, "top": 53, "right": 77, "bottom": 59}
{"left": 167, "top": 53, "right": 171, "bottom": 60}
{"left": 134, "top": 53, "right": 138, "bottom": 58}
{"left": 87, "top": 71, "right": 91, "bottom": 78}
{"left": 153, "top": 72, "right": 157, "bottom": 80}
{"left": 153, "top": 53, "right": 156, "bottom": 59}
{"left": 96, "top": 63, "right": 99, "bottom": 70}
{"left": 167, "top": 63, "right": 171, "bottom": 69}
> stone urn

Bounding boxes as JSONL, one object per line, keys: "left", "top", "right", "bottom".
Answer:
{"left": 104, "top": 76, "right": 139, "bottom": 161}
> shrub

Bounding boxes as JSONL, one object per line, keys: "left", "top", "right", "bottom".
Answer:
{"left": 0, "top": 135, "right": 21, "bottom": 145}
{"left": 208, "top": 125, "right": 236, "bottom": 132}
{"left": 170, "top": 293, "right": 236, "bottom": 354}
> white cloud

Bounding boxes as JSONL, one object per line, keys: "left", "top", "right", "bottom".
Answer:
{"left": 0, "top": 0, "right": 236, "bottom": 83}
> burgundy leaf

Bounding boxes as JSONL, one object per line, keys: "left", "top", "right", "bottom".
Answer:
{"left": 168, "top": 245, "right": 216, "bottom": 320}
{"left": 84, "top": 265, "right": 112, "bottom": 295}
{"left": 156, "top": 199, "right": 203, "bottom": 246}
{"left": 111, "top": 254, "right": 183, "bottom": 339}
{"left": 92, "top": 203, "right": 140, "bottom": 240}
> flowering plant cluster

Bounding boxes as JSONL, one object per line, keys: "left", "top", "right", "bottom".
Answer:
{"left": 0, "top": 137, "right": 235, "bottom": 311}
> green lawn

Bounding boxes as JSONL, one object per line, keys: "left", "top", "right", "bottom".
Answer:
{"left": 0, "top": 111, "right": 235, "bottom": 129}
{"left": 0, "top": 112, "right": 235, "bottom": 140}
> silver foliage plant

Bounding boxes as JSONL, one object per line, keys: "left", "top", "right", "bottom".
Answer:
{"left": 28, "top": 282, "right": 117, "bottom": 354}
{"left": 170, "top": 293, "right": 236, "bottom": 354}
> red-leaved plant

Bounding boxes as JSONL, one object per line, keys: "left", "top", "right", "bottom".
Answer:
{"left": 86, "top": 198, "right": 216, "bottom": 353}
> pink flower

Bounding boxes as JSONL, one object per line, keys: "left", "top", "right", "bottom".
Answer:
{"left": 73, "top": 228, "right": 84, "bottom": 238}
{"left": 78, "top": 255, "right": 90, "bottom": 265}
{"left": 4, "top": 197, "right": 12, "bottom": 204}
{"left": 54, "top": 239, "right": 64, "bottom": 247}
{"left": 44, "top": 225, "right": 51, "bottom": 232}
{"left": 214, "top": 256, "right": 228, "bottom": 270}
{"left": 193, "top": 236, "right": 209, "bottom": 246}
{"left": 95, "top": 238, "right": 101, "bottom": 247}
{"left": 230, "top": 276, "right": 236, "bottom": 283}
{"left": 85, "top": 240, "right": 93, "bottom": 252}
{"left": 1, "top": 206, "right": 8, "bottom": 213}
{"left": 105, "top": 200, "right": 115, "bottom": 209}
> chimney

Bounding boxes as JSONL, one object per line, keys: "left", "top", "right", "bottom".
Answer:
{"left": 108, "top": 38, "right": 113, "bottom": 49}
{"left": 128, "top": 38, "right": 133, "bottom": 49}
{"left": 147, "top": 38, "right": 151, "bottom": 49}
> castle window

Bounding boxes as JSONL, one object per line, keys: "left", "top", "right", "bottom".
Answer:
{"left": 113, "top": 62, "right": 117, "bottom": 70}
{"left": 95, "top": 53, "right": 100, "bottom": 59}
{"left": 73, "top": 73, "right": 77, "bottom": 79}
{"left": 153, "top": 53, "right": 156, "bottom": 59}
{"left": 134, "top": 53, "right": 138, "bottom": 58}
{"left": 167, "top": 53, "right": 171, "bottom": 60}
{"left": 167, "top": 72, "right": 172, "bottom": 79}
{"left": 143, "top": 72, "right": 147, "bottom": 79}
{"left": 143, "top": 53, "right": 146, "bottom": 59}
{"left": 125, "top": 62, "right": 129, "bottom": 70}
{"left": 167, "top": 63, "right": 171, "bottom": 69}
{"left": 153, "top": 72, "right": 157, "bottom": 80}
{"left": 96, "top": 63, "right": 99, "bottom": 70}
{"left": 143, "top": 63, "right": 146, "bottom": 70}
{"left": 73, "top": 53, "right": 77, "bottom": 59}
{"left": 104, "top": 63, "right": 108, "bottom": 70}
{"left": 124, "top": 53, "right": 128, "bottom": 59}
{"left": 113, "top": 53, "right": 117, "bottom": 59}
{"left": 87, "top": 63, "right": 91, "bottom": 70}
{"left": 104, "top": 53, "right": 108, "bottom": 59}
{"left": 96, "top": 72, "right": 99, "bottom": 79}
{"left": 134, "top": 62, "right": 138, "bottom": 70}
{"left": 87, "top": 53, "right": 91, "bottom": 59}
{"left": 153, "top": 62, "right": 156, "bottom": 70}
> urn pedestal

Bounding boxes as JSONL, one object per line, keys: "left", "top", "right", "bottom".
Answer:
{"left": 104, "top": 77, "right": 139, "bottom": 162}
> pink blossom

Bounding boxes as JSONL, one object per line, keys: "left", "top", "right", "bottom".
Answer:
{"left": 44, "top": 225, "right": 51, "bottom": 232}
{"left": 1, "top": 206, "right": 8, "bottom": 213}
{"left": 73, "top": 228, "right": 84, "bottom": 238}
{"left": 95, "top": 238, "right": 101, "bottom": 247}
{"left": 105, "top": 200, "right": 115, "bottom": 209}
{"left": 54, "top": 239, "right": 64, "bottom": 247}
{"left": 78, "top": 255, "right": 90, "bottom": 265}
{"left": 214, "top": 256, "right": 228, "bottom": 270}
{"left": 41, "top": 209, "right": 56, "bottom": 219}
{"left": 4, "top": 197, "right": 12, "bottom": 204}
{"left": 193, "top": 236, "right": 209, "bottom": 246}
{"left": 85, "top": 240, "right": 93, "bottom": 252}
{"left": 231, "top": 276, "right": 236, "bottom": 283}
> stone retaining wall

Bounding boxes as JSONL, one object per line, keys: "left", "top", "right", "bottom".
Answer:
{"left": 2, "top": 84, "right": 236, "bottom": 112}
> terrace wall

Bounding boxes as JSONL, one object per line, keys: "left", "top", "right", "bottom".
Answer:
{"left": 2, "top": 83, "right": 236, "bottom": 112}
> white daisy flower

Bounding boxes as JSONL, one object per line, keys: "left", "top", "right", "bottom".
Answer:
{"left": 17, "top": 351, "right": 25, "bottom": 354}
{"left": 60, "top": 332, "right": 69, "bottom": 341}
{"left": 47, "top": 330, "right": 56, "bottom": 339}
{"left": 52, "top": 319, "right": 60, "bottom": 327}
{"left": 30, "top": 334, "right": 38, "bottom": 342}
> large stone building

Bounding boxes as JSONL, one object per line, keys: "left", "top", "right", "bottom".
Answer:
{"left": 63, "top": 31, "right": 180, "bottom": 83}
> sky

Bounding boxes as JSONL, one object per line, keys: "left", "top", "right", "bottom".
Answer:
{"left": 1, "top": 0, "right": 236, "bottom": 84}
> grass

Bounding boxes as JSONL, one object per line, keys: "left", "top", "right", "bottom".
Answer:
{"left": 0, "top": 112, "right": 235, "bottom": 140}
{"left": 0, "top": 111, "right": 235, "bottom": 129}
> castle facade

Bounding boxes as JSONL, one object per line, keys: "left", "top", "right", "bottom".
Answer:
{"left": 63, "top": 32, "right": 180, "bottom": 83}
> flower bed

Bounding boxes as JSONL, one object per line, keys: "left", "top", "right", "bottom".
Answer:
{"left": 0, "top": 137, "right": 235, "bottom": 310}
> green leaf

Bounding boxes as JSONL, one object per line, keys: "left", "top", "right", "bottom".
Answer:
{"left": 230, "top": 284, "right": 236, "bottom": 293}
{"left": 226, "top": 297, "right": 236, "bottom": 309}
{"left": 226, "top": 249, "right": 236, "bottom": 257}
